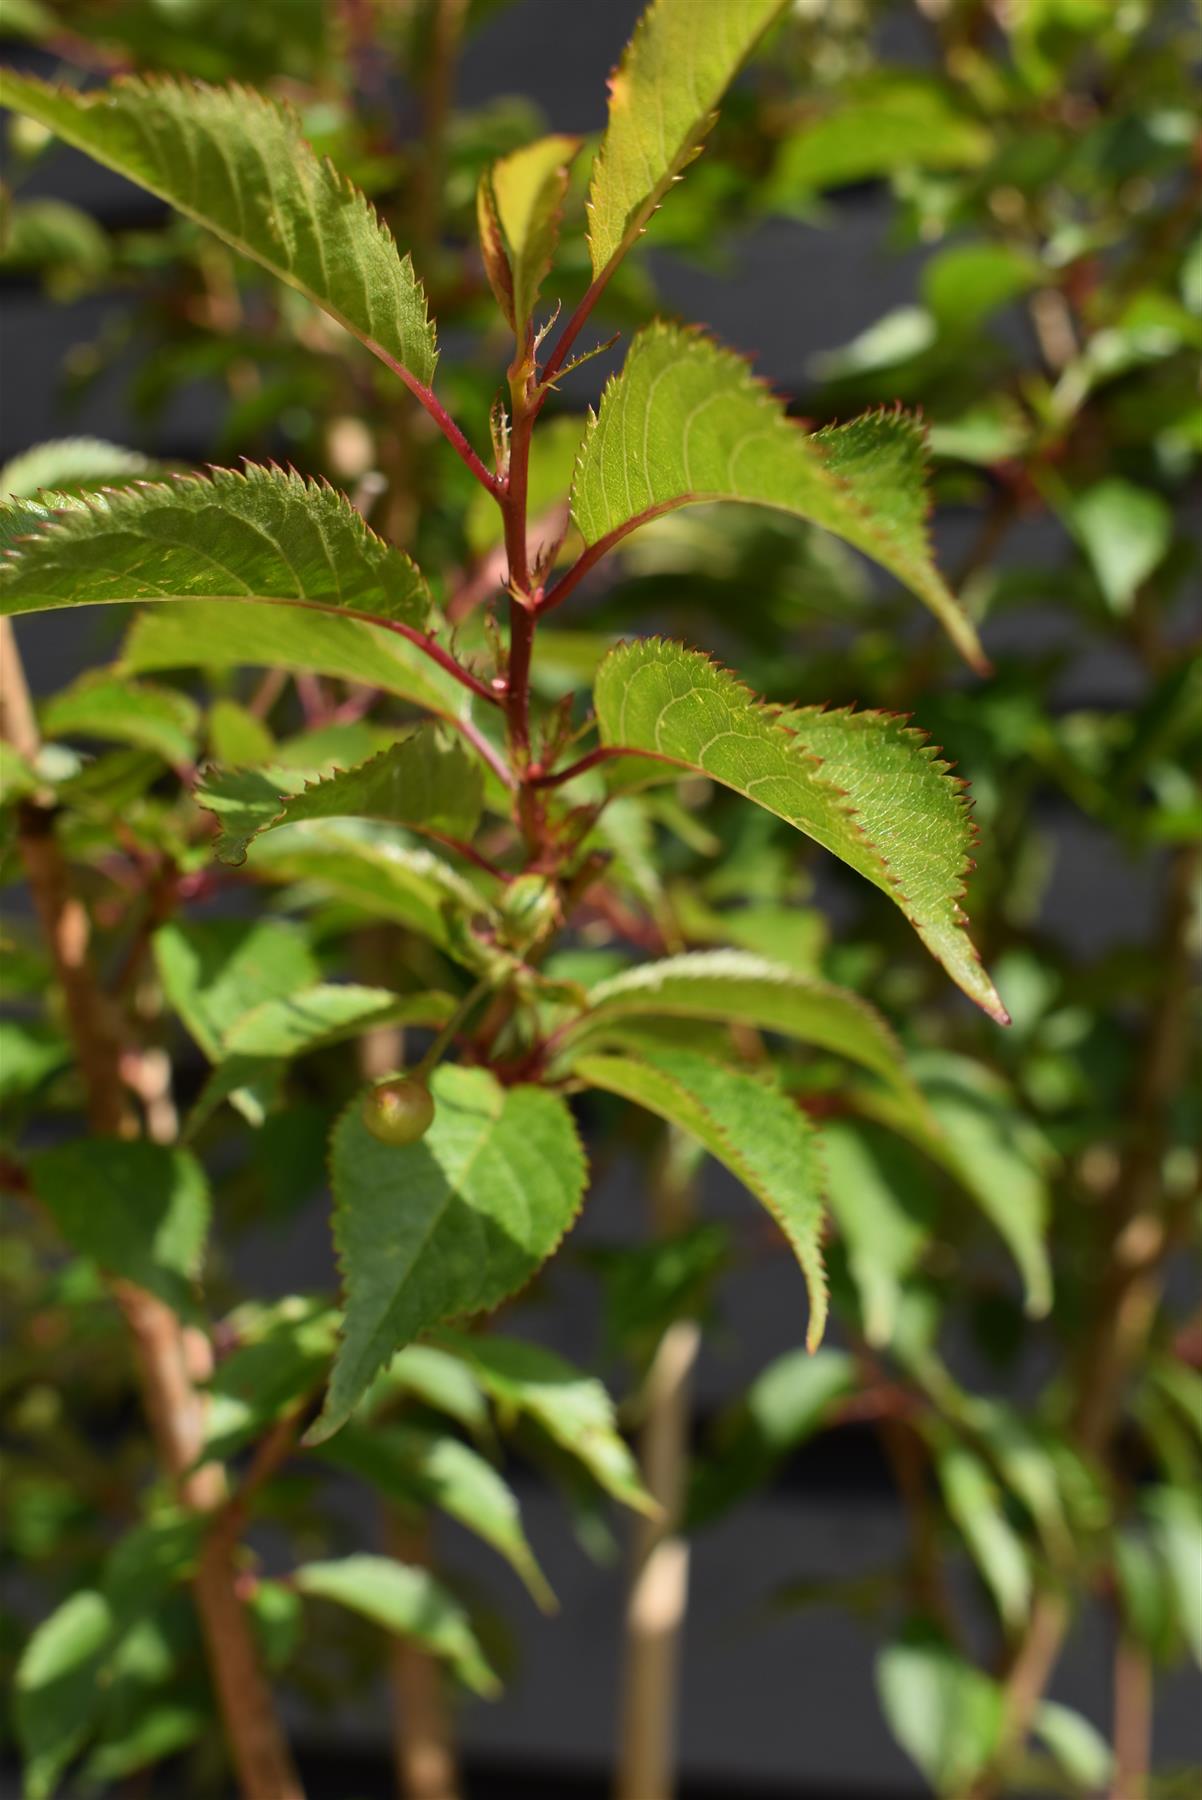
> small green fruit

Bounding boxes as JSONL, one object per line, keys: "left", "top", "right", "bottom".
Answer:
{"left": 361, "top": 1075, "right": 435, "bottom": 1146}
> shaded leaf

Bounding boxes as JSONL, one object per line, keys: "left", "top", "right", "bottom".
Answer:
{"left": 0, "top": 437, "right": 153, "bottom": 500}
{"left": 687, "top": 1347, "right": 854, "bottom": 1527}
{"left": 40, "top": 673, "right": 200, "bottom": 765}
{"left": 1033, "top": 1701, "right": 1113, "bottom": 1792}
{"left": 820, "top": 1120, "right": 932, "bottom": 1347}
{"left": 154, "top": 917, "right": 319, "bottom": 1062}
{"left": 0, "top": 72, "right": 436, "bottom": 384}
{"left": 29, "top": 1140, "right": 209, "bottom": 1315}
{"left": 120, "top": 598, "right": 467, "bottom": 723}
{"left": 196, "top": 726, "right": 482, "bottom": 865}
{"left": 435, "top": 1329, "right": 653, "bottom": 1514}
{"left": 587, "top": 0, "right": 788, "bottom": 276}
{"left": 243, "top": 819, "right": 497, "bottom": 960}
{"left": 562, "top": 949, "right": 919, "bottom": 1105}
{"left": 0, "top": 464, "right": 429, "bottom": 628}
{"left": 293, "top": 1555, "right": 498, "bottom": 1695}
{"left": 15, "top": 1592, "right": 114, "bottom": 1800}
{"left": 203, "top": 1297, "right": 338, "bottom": 1461}
{"left": 571, "top": 325, "right": 984, "bottom": 667}
{"left": 768, "top": 74, "right": 991, "bottom": 202}
{"left": 593, "top": 638, "right": 1004, "bottom": 1020}
{"left": 320, "top": 1422, "right": 555, "bottom": 1609}
{"left": 877, "top": 1628, "right": 1002, "bottom": 1794}
{"left": 935, "top": 1437, "right": 1031, "bottom": 1633}
{"left": 312, "top": 1066, "right": 588, "bottom": 1442}
{"left": 574, "top": 1045, "right": 826, "bottom": 1348}
{"left": 1070, "top": 477, "right": 1173, "bottom": 614}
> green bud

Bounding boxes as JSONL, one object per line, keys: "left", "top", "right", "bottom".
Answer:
{"left": 361, "top": 1075, "right": 435, "bottom": 1146}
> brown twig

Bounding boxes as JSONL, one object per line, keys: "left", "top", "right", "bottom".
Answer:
{"left": 0, "top": 617, "right": 302, "bottom": 1800}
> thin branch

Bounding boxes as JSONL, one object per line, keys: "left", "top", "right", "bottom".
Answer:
{"left": 536, "top": 502, "right": 682, "bottom": 616}
{"left": 452, "top": 710, "right": 517, "bottom": 790}
{"left": 0, "top": 617, "right": 302, "bottom": 1800}
{"left": 538, "top": 263, "right": 619, "bottom": 394}
{"left": 368, "top": 346, "right": 500, "bottom": 496}
{"left": 530, "top": 744, "right": 673, "bottom": 789}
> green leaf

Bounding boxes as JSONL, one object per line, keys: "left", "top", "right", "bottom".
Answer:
{"left": 574, "top": 1045, "right": 826, "bottom": 1348}
{"left": 242, "top": 819, "right": 497, "bottom": 959}
{"left": 0, "top": 1020, "right": 70, "bottom": 1102}
{"left": 0, "top": 437, "right": 153, "bottom": 500}
{"left": 570, "top": 325, "right": 985, "bottom": 668}
{"left": 593, "top": 638, "right": 1005, "bottom": 1020}
{"left": 120, "top": 598, "right": 466, "bottom": 723}
{"left": 320, "top": 1422, "right": 556, "bottom": 1609}
{"left": 222, "top": 984, "right": 454, "bottom": 1061}
{"left": 28, "top": 1140, "right": 209, "bottom": 1315}
{"left": 917, "top": 1054, "right": 1051, "bottom": 1317}
{"left": 293, "top": 1556, "right": 498, "bottom": 1696}
{"left": 921, "top": 242, "right": 1041, "bottom": 336}
{"left": 1069, "top": 477, "right": 1173, "bottom": 614}
{"left": 479, "top": 134, "right": 581, "bottom": 331}
{"left": 203, "top": 1297, "right": 338, "bottom": 1461}
{"left": 15, "top": 1591, "right": 115, "bottom": 1800}
{"left": 820, "top": 1120, "right": 932, "bottom": 1348}
{"left": 561, "top": 949, "right": 919, "bottom": 1104}
{"left": 1033, "top": 1701, "right": 1113, "bottom": 1792}
{"left": 587, "top": 0, "right": 788, "bottom": 276}
{"left": 154, "top": 917, "right": 319, "bottom": 1062}
{"left": 1146, "top": 1486, "right": 1202, "bottom": 1665}
{"left": 364, "top": 1343, "right": 491, "bottom": 1440}
{"left": 934, "top": 1438, "right": 1031, "bottom": 1633}
{"left": 207, "top": 698, "right": 276, "bottom": 766}
{"left": 186, "top": 986, "right": 452, "bottom": 1138}
{"left": 877, "top": 1629, "right": 1002, "bottom": 1795}
{"left": 195, "top": 726, "right": 482, "bottom": 864}
{"left": 687, "top": 1347, "right": 853, "bottom": 1527}
{"left": 0, "top": 72, "right": 436, "bottom": 385}
{"left": 434, "top": 1330, "right": 653, "bottom": 1515}
{"left": 41, "top": 673, "right": 200, "bottom": 765}
{"left": 0, "top": 464, "right": 429, "bottom": 629}
{"left": 768, "top": 74, "right": 991, "bottom": 202}
{"left": 312, "top": 1065, "right": 588, "bottom": 1443}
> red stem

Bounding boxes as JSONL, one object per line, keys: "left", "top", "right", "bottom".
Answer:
{"left": 370, "top": 346, "right": 500, "bottom": 496}
{"left": 538, "top": 263, "right": 619, "bottom": 395}
{"left": 530, "top": 744, "right": 672, "bottom": 788}
{"left": 537, "top": 503, "right": 683, "bottom": 616}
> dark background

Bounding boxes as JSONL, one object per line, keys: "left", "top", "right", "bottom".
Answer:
{"left": 2, "top": 2, "right": 1197, "bottom": 1794}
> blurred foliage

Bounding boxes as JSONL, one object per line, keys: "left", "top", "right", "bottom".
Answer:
{"left": 1, "top": 0, "right": 1199, "bottom": 1795}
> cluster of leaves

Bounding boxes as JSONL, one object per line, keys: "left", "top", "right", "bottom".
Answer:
{"left": 1, "top": 1, "right": 1198, "bottom": 1796}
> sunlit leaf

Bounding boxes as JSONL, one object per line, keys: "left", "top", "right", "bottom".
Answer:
{"left": 571, "top": 324, "right": 985, "bottom": 667}
{"left": 593, "top": 638, "right": 1005, "bottom": 1019}
{"left": 435, "top": 1329, "right": 653, "bottom": 1514}
{"left": 0, "top": 465, "right": 429, "bottom": 629}
{"left": 0, "top": 72, "right": 436, "bottom": 383}
{"left": 561, "top": 949, "right": 919, "bottom": 1105}
{"left": 574, "top": 1044, "right": 826, "bottom": 1348}
{"left": 293, "top": 1556, "right": 498, "bottom": 1695}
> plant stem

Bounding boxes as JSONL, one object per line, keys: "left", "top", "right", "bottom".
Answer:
{"left": 614, "top": 1137, "right": 698, "bottom": 1800}
{"left": 970, "top": 840, "right": 1198, "bottom": 1797}
{"left": 387, "top": 1516, "right": 462, "bottom": 1800}
{"left": 1112, "top": 1633, "right": 1152, "bottom": 1800}
{"left": 0, "top": 617, "right": 302, "bottom": 1800}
